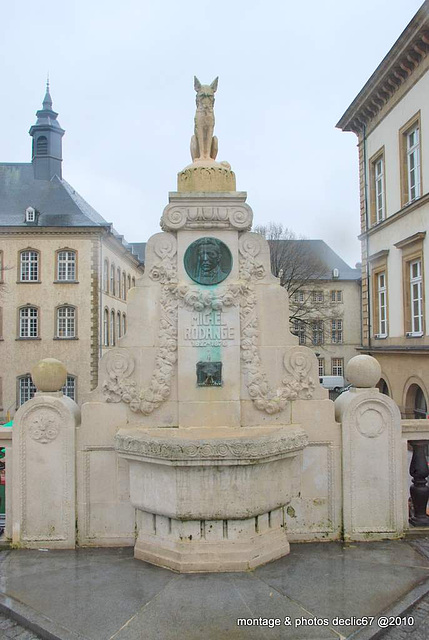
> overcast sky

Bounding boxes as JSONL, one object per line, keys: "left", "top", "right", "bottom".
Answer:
{"left": 1, "top": 0, "right": 424, "bottom": 267}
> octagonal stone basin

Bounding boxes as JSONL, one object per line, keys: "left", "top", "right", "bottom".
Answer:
{"left": 115, "top": 425, "right": 307, "bottom": 521}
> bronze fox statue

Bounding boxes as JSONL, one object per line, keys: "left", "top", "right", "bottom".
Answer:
{"left": 191, "top": 76, "right": 218, "bottom": 162}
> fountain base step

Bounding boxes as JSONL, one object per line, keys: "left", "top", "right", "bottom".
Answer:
{"left": 135, "top": 508, "right": 290, "bottom": 572}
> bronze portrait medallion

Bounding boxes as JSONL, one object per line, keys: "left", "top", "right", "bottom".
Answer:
{"left": 184, "top": 237, "right": 232, "bottom": 285}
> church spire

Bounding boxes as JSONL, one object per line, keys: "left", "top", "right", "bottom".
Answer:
{"left": 29, "top": 80, "right": 65, "bottom": 180}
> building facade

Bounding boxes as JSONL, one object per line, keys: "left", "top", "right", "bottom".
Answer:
{"left": 0, "top": 85, "right": 144, "bottom": 420}
{"left": 337, "top": 1, "right": 429, "bottom": 417}
{"left": 287, "top": 240, "right": 361, "bottom": 387}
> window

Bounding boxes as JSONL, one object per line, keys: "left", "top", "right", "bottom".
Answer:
{"left": 56, "top": 306, "right": 76, "bottom": 338}
{"left": 331, "top": 358, "right": 344, "bottom": 376}
{"left": 57, "top": 250, "right": 76, "bottom": 281}
{"left": 62, "top": 375, "right": 76, "bottom": 401}
{"left": 400, "top": 114, "right": 422, "bottom": 206}
{"left": 103, "top": 308, "right": 109, "bottom": 346}
{"left": 132, "top": 277, "right": 136, "bottom": 288}
{"left": 407, "top": 127, "right": 421, "bottom": 202}
{"left": 370, "top": 150, "right": 386, "bottom": 225}
{"left": 293, "top": 319, "right": 306, "bottom": 345}
{"left": 293, "top": 291, "right": 304, "bottom": 303}
{"left": 103, "top": 259, "right": 109, "bottom": 293}
{"left": 25, "top": 207, "right": 36, "bottom": 223}
{"left": 127, "top": 274, "right": 131, "bottom": 290}
{"left": 110, "top": 264, "right": 115, "bottom": 296}
{"left": 330, "top": 290, "right": 342, "bottom": 303}
{"left": 122, "top": 272, "right": 127, "bottom": 300}
{"left": 110, "top": 309, "right": 115, "bottom": 346}
{"left": 18, "top": 375, "right": 36, "bottom": 406}
{"left": 19, "top": 306, "right": 39, "bottom": 338}
{"left": 318, "top": 358, "right": 325, "bottom": 377}
{"left": 312, "top": 320, "right": 324, "bottom": 345}
{"left": 117, "top": 311, "right": 121, "bottom": 338}
{"left": 377, "top": 272, "right": 387, "bottom": 337}
{"left": 331, "top": 319, "right": 343, "bottom": 344}
{"left": 312, "top": 290, "right": 324, "bottom": 303}
{"left": 410, "top": 259, "right": 423, "bottom": 335}
{"left": 20, "top": 250, "right": 39, "bottom": 281}
{"left": 116, "top": 268, "right": 121, "bottom": 298}
{"left": 122, "top": 313, "right": 126, "bottom": 336}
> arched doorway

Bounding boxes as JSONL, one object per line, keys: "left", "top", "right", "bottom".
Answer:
{"left": 405, "top": 383, "right": 427, "bottom": 419}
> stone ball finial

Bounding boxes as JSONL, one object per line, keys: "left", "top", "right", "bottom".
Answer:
{"left": 345, "top": 355, "right": 381, "bottom": 389}
{"left": 31, "top": 358, "right": 67, "bottom": 392}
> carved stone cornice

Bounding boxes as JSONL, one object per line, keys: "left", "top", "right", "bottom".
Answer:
{"left": 161, "top": 192, "right": 253, "bottom": 231}
{"left": 115, "top": 427, "right": 308, "bottom": 462}
{"left": 337, "top": 6, "right": 429, "bottom": 134}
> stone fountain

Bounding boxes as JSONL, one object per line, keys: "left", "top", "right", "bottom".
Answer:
{"left": 92, "top": 77, "right": 326, "bottom": 572}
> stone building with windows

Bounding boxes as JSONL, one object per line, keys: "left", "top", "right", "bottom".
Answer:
{"left": 337, "top": 1, "right": 429, "bottom": 417}
{"left": 288, "top": 240, "right": 361, "bottom": 385}
{"left": 0, "top": 84, "right": 144, "bottom": 419}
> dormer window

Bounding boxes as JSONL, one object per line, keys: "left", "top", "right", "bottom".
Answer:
{"left": 25, "top": 207, "right": 36, "bottom": 223}
{"left": 332, "top": 268, "right": 339, "bottom": 279}
{"left": 36, "top": 136, "right": 48, "bottom": 155}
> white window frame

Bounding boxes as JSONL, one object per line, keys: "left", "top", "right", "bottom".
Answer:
{"left": 103, "top": 260, "right": 109, "bottom": 293}
{"left": 312, "top": 290, "right": 324, "bottom": 303}
{"left": 110, "top": 265, "right": 115, "bottom": 296}
{"left": 56, "top": 306, "right": 76, "bottom": 338}
{"left": 374, "top": 156, "right": 385, "bottom": 222}
{"left": 407, "top": 126, "right": 421, "bottom": 202}
{"left": 20, "top": 250, "right": 39, "bottom": 281}
{"left": 122, "top": 313, "right": 126, "bottom": 336}
{"left": 57, "top": 250, "right": 76, "bottom": 281}
{"left": 331, "top": 319, "right": 343, "bottom": 344}
{"left": 18, "top": 375, "right": 36, "bottom": 406}
{"left": 410, "top": 259, "right": 423, "bottom": 335}
{"left": 103, "top": 308, "right": 109, "bottom": 346}
{"left": 25, "top": 207, "right": 36, "bottom": 223}
{"left": 293, "top": 291, "right": 304, "bottom": 303}
{"left": 110, "top": 309, "right": 115, "bottom": 346}
{"left": 19, "top": 306, "right": 39, "bottom": 338}
{"left": 331, "top": 358, "right": 344, "bottom": 376}
{"left": 318, "top": 358, "right": 325, "bottom": 377}
{"left": 377, "top": 272, "right": 388, "bottom": 337}
{"left": 293, "top": 319, "right": 306, "bottom": 345}
{"left": 312, "top": 320, "right": 324, "bottom": 345}
{"left": 62, "top": 375, "right": 76, "bottom": 401}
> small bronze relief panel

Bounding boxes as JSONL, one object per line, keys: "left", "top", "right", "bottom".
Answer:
{"left": 196, "top": 361, "right": 222, "bottom": 387}
{"left": 184, "top": 237, "right": 232, "bottom": 285}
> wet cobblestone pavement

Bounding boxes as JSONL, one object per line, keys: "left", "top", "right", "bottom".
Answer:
{"left": 0, "top": 613, "right": 41, "bottom": 640}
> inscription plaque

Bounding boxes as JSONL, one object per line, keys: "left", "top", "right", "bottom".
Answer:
{"left": 184, "top": 237, "right": 232, "bottom": 285}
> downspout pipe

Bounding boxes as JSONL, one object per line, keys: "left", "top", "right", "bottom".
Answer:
{"left": 362, "top": 124, "right": 371, "bottom": 350}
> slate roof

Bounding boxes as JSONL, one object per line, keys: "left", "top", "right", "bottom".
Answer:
{"left": 129, "top": 242, "right": 146, "bottom": 262}
{"left": 272, "top": 239, "right": 361, "bottom": 281}
{"left": 0, "top": 163, "right": 111, "bottom": 228}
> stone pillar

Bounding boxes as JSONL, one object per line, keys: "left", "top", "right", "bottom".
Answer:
{"left": 335, "top": 355, "right": 403, "bottom": 541}
{"left": 12, "top": 359, "right": 80, "bottom": 548}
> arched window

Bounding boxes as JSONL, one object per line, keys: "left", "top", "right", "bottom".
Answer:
{"left": 116, "top": 267, "right": 121, "bottom": 298}
{"left": 36, "top": 136, "right": 48, "bottom": 155}
{"left": 117, "top": 311, "right": 121, "bottom": 338}
{"left": 376, "top": 378, "right": 390, "bottom": 396}
{"left": 57, "top": 250, "right": 76, "bottom": 281}
{"left": 103, "top": 259, "right": 109, "bottom": 293}
{"left": 132, "top": 277, "right": 136, "bottom": 288}
{"left": 19, "top": 306, "right": 39, "bottom": 338}
{"left": 122, "top": 313, "right": 126, "bottom": 336}
{"left": 405, "top": 383, "right": 428, "bottom": 419}
{"left": 122, "top": 272, "right": 127, "bottom": 300}
{"left": 56, "top": 306, "right": 76, "bottom": 338}
{"left": 103, "top": 308, "right": 109, "bottom": 346}
{"left": 110, "top": 264, "right": 115, "bottom": 296}
{"left": 18, "top": 374, "right": 36, "bottom": 406}
{"left": 127, "top": 274, "right": 131, "bottom": 290}
{"left": 62, "top": 375, "right": 76, "bottom": 401}
{"left": 110, "top": 309, "right": 115, "bottom": 346}
{"left": 20, "top": 250, "right": 39, "bottom": 281}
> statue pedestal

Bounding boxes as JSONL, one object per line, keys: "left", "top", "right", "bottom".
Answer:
{"left": 116, "top": 425, "right": 307, "bottom": 572}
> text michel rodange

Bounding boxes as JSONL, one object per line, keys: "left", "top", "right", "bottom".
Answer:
{"left": 184, "top": 311, "right": 235, "bottom": 347}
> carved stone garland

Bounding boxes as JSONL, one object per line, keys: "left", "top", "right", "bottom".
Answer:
{"left": 103, "top": 233, "right": 315, "bottom": 415}
{"left": 238, "top": 235, "right": 315, "bottom": 414}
